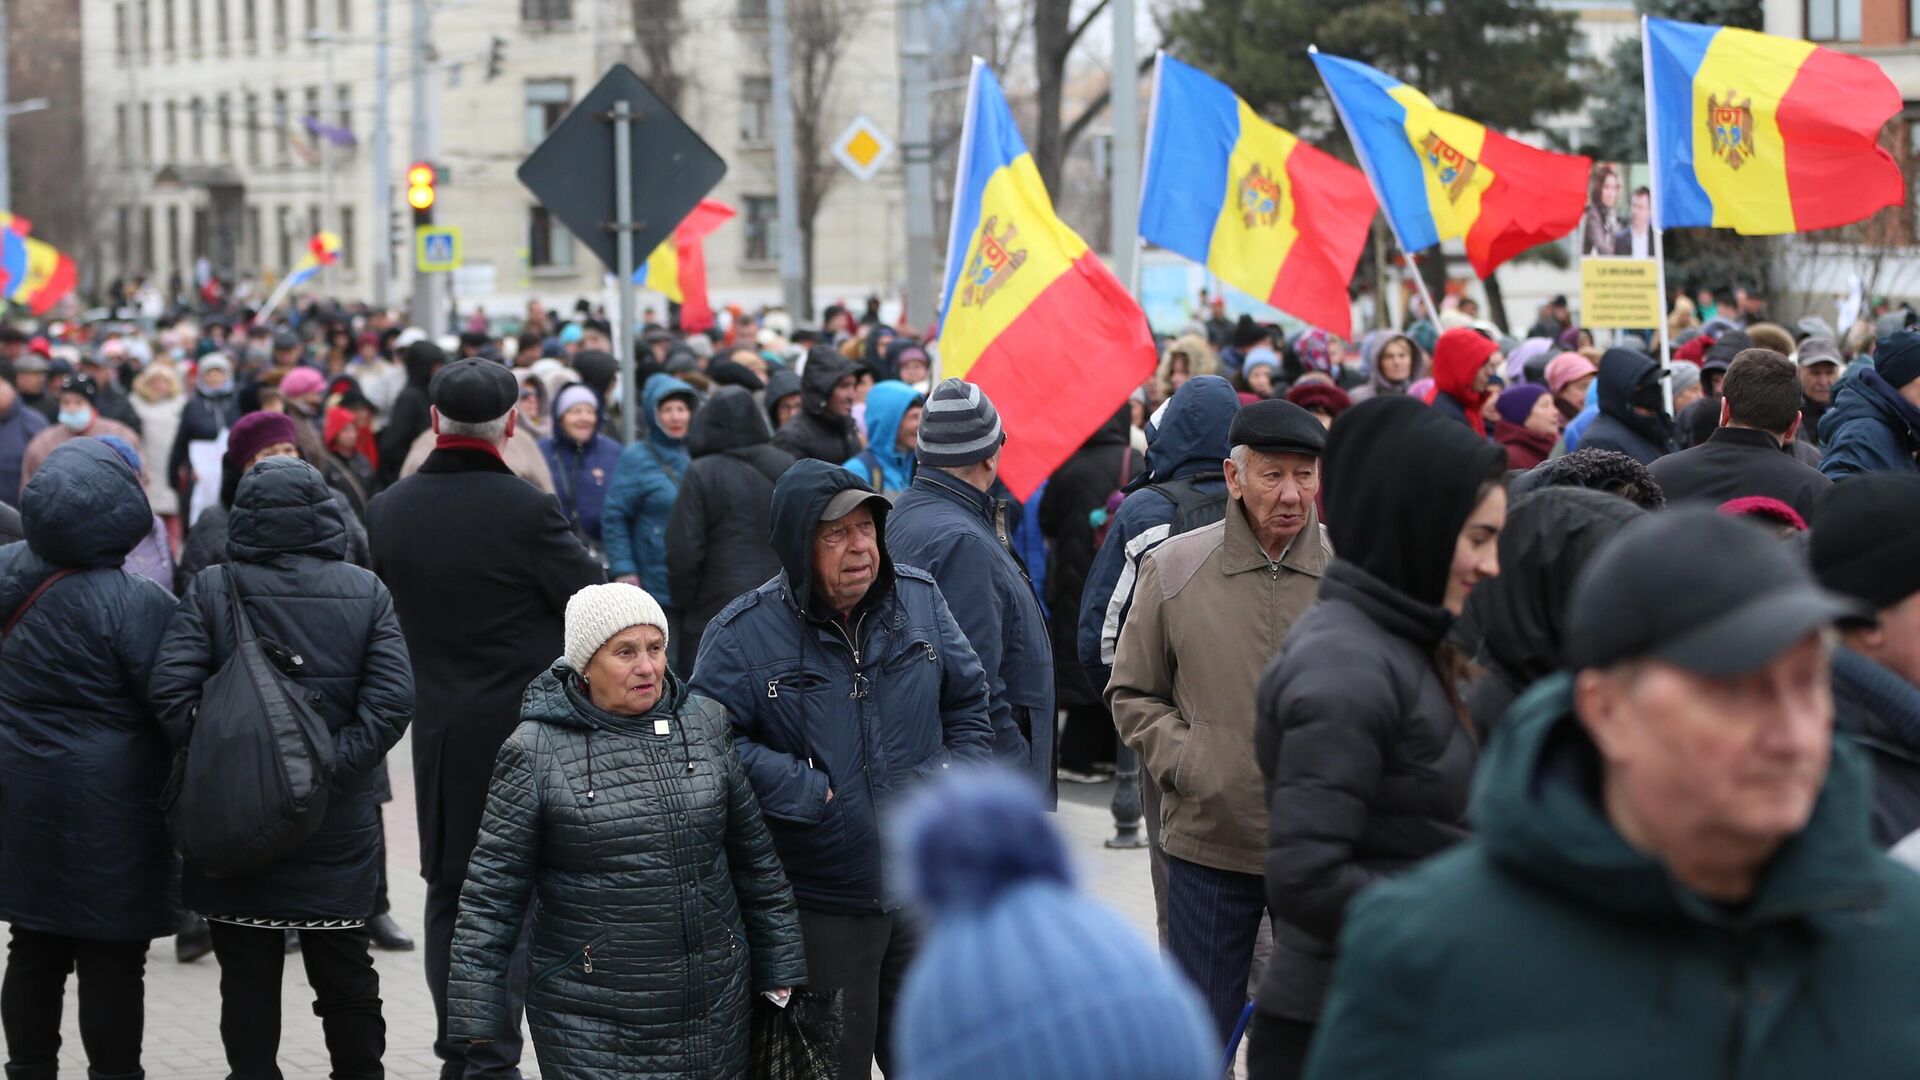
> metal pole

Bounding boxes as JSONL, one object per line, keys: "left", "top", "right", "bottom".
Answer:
{"left": 372, "top": 0, "right": 392, "bottom": 310}
{"left": 1109, "top": 0, "right": 1138, "bottom": 295}
{"left": 0, "top": 0, "right": 11, "bottom": 212}
{"left": 321, "top": 37, "right": 336, "bottom": 297}
{"left": 767, "top": 0, "right": 806, "bottom": 320}
{"left": 900, "top": 0, "right": 934, "bottom": 331}
{"left": 1640, "top": 15, "right": 1676, "bottom": 417}
{"left": 409, "top": 0, "right": 441, "bottom": 334}
{"left": 613, "top": 98, "right": 640, "bottom": 445}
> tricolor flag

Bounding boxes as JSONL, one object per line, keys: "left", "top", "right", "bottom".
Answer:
{"left": 1140, "top": 54, "right": 1375, "bottom": 338}
{"left": 7, "top": 237, "right": 75, "bottom": 316}
{"left": 635, "top": 199, "right": 735, "bottom": 334}
{"left": 938, "top": 59, "right": 1155, "bottom": 499}
{"left": 284, "top": 231, "right": 342, "bottom": 288}
{"left": 1311, "top": 49, "right": 1590, "bottom": 278}
{"left": 1645, "top": 17, "right": 1903, "bottom": 235}
{"left": 0, "top": 213, "right": 30, "bottom": 296}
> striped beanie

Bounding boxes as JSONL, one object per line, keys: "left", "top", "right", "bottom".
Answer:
{"left": 916, "top": 377, "right": 1004, "bottom": 468}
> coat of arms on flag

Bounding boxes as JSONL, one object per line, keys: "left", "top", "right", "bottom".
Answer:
{"left": 1707, "top": 91, "right": 1757, "bottom": 170}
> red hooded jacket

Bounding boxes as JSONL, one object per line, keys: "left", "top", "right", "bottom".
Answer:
{"left": 1425, "top": 327, "right": 1499, "bottom": 436}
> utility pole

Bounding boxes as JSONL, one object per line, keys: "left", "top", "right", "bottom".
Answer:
{"left": 372, "top": 0, "right": 392, "bottom": 309}
{"left": 0, "top": 0, "right": 12, "bottom": 212}
{"left": 315, "top": 32, "right": 336, "bottom": 296}
{"left": 899, "top": 0, "right": 934, "bottom": 331}
{"left": 409, "top": 0, "right": 442, "bottom": 334}
{"left": 767, "top": 0, "right": 806, "bottom": 320}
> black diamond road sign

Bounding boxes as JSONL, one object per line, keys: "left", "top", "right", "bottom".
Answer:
{"left": 517, "top": 64, "right": 728, "bottom": 274}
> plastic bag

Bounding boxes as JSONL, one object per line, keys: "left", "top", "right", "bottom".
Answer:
{"left": 748, "top": 986, "right": 842, "bottom": 1080}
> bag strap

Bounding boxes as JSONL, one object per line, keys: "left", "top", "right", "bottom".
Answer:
{"left": 1116, "top": 446, "right": 1133, "bottom": 491}
{"left": 3, "top": 567, "right": 80, "bottom": 637}
{"left": 224, "top": 564, "right": 257, "bottom": 645}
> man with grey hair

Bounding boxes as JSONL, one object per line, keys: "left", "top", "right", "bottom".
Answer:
{"left": 367, "top": 357, "right": 603, "bottom": 1080}
{"left": 887, "top": 377, "right": 1057, "bottom": 796}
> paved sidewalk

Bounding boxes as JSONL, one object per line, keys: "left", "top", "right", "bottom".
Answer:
{"left": 8, "top": 740, "right": 1156, "bottom": 1078}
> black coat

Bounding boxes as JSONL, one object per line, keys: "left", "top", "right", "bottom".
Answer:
{"left": 1833, "top": 646, "right": 1920, "bottom": 849}
{"left": 1579, "top": 349, "right": 1678, "bottom": 466}
{"left": 166, "top": 390, "right": 243, "bottom": 501}
{"left": 666, "top": 387, "right": 795, "bottom": 655}
{"left": 1648, "top": 425, "right": 1832, "bottom": 522}
{"left": 771, "top": 351, "right": 861, "bottom": 464}
{"left": 367, "top": 445, "right": 604, "bottom": 884}
{"left": 1039, "top": 406, "right": 1140, "bottom": 708}
{"left": 0, "top": 501, "right": 19, "bottom": 546}
{"left": 150, "top": 458, "right": 413, "bottom": 921}
{"left": 447, "top": 665, "right": 808, "bottom": 1078}
{"left": 0, "top": 439, "right": 178, "bottom": 941}
{"left": 177, "top": 485, "right": 370, "bottom": 595}
{"left": 1254, "top": 559, "right": 1477, "bottom": 1023}
{"left": 376, "top": 347, "right": 439, "bottom": 487}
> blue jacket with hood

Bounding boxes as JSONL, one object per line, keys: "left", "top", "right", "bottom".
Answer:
{"left": 688, "top": 460, "right": 993, "bottom": 914}
{"left": 1819, "top": 367, "right": 1920, "bottom": 481}
{"left": 841, "top": 380, "right": 921, "bottom": 496}
{"left": 1076, "top": 375, "right": 1240, "bottom": 686}
{"left": 603, "top": 373, "right": 698, "bottom": 599}
{"left": 538, "top": 391, "right": 624, "bottom": 546}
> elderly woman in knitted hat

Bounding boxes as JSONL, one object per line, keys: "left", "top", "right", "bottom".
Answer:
{"left": 447, "top": 582, "right": 808, "bottom": 1080}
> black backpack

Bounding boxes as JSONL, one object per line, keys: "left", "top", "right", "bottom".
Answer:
{"left": 163, "top": 565, "right": 338, "bottom": 878}
{"left": 1152, "top": 475, "right": 1229, "bottom": 537}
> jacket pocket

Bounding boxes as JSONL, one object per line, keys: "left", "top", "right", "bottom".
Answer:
{"left": 531, "top": 930, "right": 612, "bottom": 989}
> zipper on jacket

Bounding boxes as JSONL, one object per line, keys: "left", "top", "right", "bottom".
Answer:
{"left": 1723, "top": 936, "right": 1750, "bottom": 1080}
{"left": 582, "top": 944, "right": 595, "bottom": 974}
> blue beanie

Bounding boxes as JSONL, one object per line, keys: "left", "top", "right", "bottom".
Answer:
{"left": 893, "top": 770, "right": 1218, "bottom": 1080}
{"left": 1875, "top": 331, "right": 1920, "bottom": 390}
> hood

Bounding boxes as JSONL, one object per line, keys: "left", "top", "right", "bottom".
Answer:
{"left": 1158, "top": 334, "right": 1219, "bottom": 387}
{"left": 20, "top": 438, "right": 152, "bottom": 568}
{"left": 1361, "top": 332, "right": 1424, "bottom": 395}
{"left": 799, "top": 348, "right": 856, "bottom": 421}
{"left": 1476, "top": 674, "right": 1886, "bottom": 924}
{"left": 521, "top": 659, "right": 688, "bottom": 732}
{"left": 1431, "top": 329, "right": 1497, "bottom": 414}
{"left": 881, "top": 339, "right": 927, "bottom": 385}
{"left": 1468, "top": 488, "right": 1645, "bottom": 686}
{"left": 1143, "top": 375, "right": 1239, "bottom": 484}
{"left": 687, "top": 385, "right": 774, "bottom": 457}
{"left": 1596, "top": 347, "right": 1661, "bottom": 422}
{"left": 642, "top": 372, "right": 698, "bottom": 449}
{"left": 765, "top": 369, "right": 803, "bottom": 427}
{"left": 131, "top": 363, "right": 183, "bottom": 404}
{"left": 769, "top": 459, "right": 893, "bottom": 608}
{"left": 226, "top": 456, "right": 350, "bottom": 564}
{"left": 1821, "top": 367, "right": 1920, "bottom": 449}
{"left": 403, "top": 340, "right": 444, "bottom": 389}
{"left": 860, "top": 380, "right": 923, "bottom": 473}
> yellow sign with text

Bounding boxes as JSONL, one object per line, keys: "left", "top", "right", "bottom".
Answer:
{"left": 1580, "top": 257, "right": 1663, "bottom": 329}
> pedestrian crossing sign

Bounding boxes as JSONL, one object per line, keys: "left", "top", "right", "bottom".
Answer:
{"left": 416, "top": 226, "right": 463, "bottom": 272}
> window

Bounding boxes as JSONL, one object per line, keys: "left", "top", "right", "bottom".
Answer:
{"left": 244, "top": 92, "right": 259, "bottom": 164}
{"left": 118, "top": 207, "right": 133, "bottom": 269}
{"left": 168, "top": 205, "right": 182, "bottom": 275}
{"left": 304, "top": 86, "right": 320, "bottom": 151}
{"left": 339, "top": 206, "right": 354, "bottom": 267}
{"left": 744, "top": 196, "right": 777, "bottom": 261}
{"left": 139, "top": 0, "right": 151, "bottom": 58}
{"left": 272, "top": 90, "right": 289, "bottom": 162}
{"left": 523, "top": 79, "right": 571, "bottom": 145}
{"left": 215, "top": 0, "right": 228, "bottom": 50}
{"left": 165, "top": 100, "right": 179, "bottom": 160}
{"left": 163, "top": 0, "right": 175, "bottom": 52}
{"left": 187, "top": 0, "right": 201, "bottom": 54}
{"left": 304, "top": 0, "right": 317, "bottom": 33}
{"left": 141, "top": 206, "right": 156, "bottom": 271}
{"left": 242, "top": 0, "right": 255, "bottom": 47}
{"left": 739, "top": 76, "right": 771, "bottom": 143}
{"left": 115, "top": 3, "right": 128, "bottom": 59}
{"left": 737, "top": 0, "right": 767, "bottom": 18}
{"left": 522, "top": 0, "right": 571, "bottom": 21}
{"left": 309, "top": 204, "right": 322, "bottom": 245}
{"left": 247, "top": 205, "right": 261, "bottom": 268}
{"left": 528, "top": 206, "right": 573, "bottom": 268}
{"left": 115, "top": 105, "right": 130, "bottom": 167}
{"left": 190, "top": 97, "right": 205, "bottom": 160}
{"left": 217, "top": 94, "right": 231, "bottom": 159}
{"left": 140, "top": 103, "right": 153, "bottom": 165}
{"left": 272, "top": 0, "right": 286, "bottom": 46}
{"left": 277, "top": 205, "right": 292, "bottom": 266}
{"left": 1806, "top": 0, "right": 1861, "bottom": 41}
{"left": 192, "top": 207, "right": 209, "bottom": 260}
{"left": 337, "top": 0, "right": 349, "bottom": 30}
{"left": 336, "top": 83, "right": 352, "bottom": 135}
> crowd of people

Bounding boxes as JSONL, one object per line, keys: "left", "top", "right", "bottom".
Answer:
{"left": 3, "top": 282, "right": 1920, "bottom": 1079}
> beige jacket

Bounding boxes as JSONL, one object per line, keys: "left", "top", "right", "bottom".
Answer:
{"left": 399, "top": 425, "right": 555, "bottom": 493}
{"left": 1108, "top": 496, "right": 1329, "bottom": 874}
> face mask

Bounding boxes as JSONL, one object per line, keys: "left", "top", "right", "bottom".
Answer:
{"left": 201, "top": 379, "right": 234, "bottom": 397}
{"left": 57, "top": 407, "right": 92, "bottom": 432}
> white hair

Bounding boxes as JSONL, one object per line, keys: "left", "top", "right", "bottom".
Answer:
{"left": 1229, "top": 444, "right": 1252, "bottom": 472}
{"left": 438, "top": 413, "right": 510, "bottom": 443}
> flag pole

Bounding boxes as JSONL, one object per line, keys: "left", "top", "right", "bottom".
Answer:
{"left": 930, "top": 57, "right": 986, "bottom": 387}
{"left": 1310, "top": 44, "right": 1438, "bottom": 333}
{"left": 1641, "top": 15, "right": 1675, "bottom": 416}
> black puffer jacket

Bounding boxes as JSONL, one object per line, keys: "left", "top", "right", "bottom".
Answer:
{"left": 1833, "top": 646, "right": 1920, "bottom": 849}
{"left": 448, "top": 663, "right": 808, "bottom": 1079}
{"left": 150, "top": 457, "right": 413, "bottom": 921}
{"left": 666, "top": 387, "right": 795, "bottom": 655}
{"left": 1039, "top": 404, "right": 1140, "bottom": 708}
{"left": 0, "top": 439, "right": 179, "bottom": 942}
{"left": 1464, "top": 488, "right": 1645, "bottom": 742}
{"left": 176, "top": 453, "right": 370, "bottom": 594}
{"left": 771, "top": 349, "right": 861, "bottom": 464}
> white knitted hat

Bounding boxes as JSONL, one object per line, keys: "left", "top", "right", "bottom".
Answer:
{"left": 564, "top": 583, "right": 669, "bottom": 674}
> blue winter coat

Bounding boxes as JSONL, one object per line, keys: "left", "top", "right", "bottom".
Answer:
{"left": 689, "top": 460, "right": 993, "bottom": 914}
{"left": 0, "top": 396, "right": 46, "bottom": 509}
{"left": 1819, "top": 368, "right": 1920, "bottom": 481}
{"left": 0, "top": 439, "right": 178, "bottom": 941}
{"left": 540, "top": 394, "right": 624, "bottom": 546}
{"left": 887, "top": 469, "right": 1056, "bottom": 800}
{"left": 1561, "top": 379, "right": 1601, "bottom": 454}
{"left": 603, "top": 374, "right": 697, "bottom": 599}
{"left": 841, "top": 380, "right": 921, "bottom": 496}
{"left": 1076, "top": 375, "right": 1239, "bottom": 687}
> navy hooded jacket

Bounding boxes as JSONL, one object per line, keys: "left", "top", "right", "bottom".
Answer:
{"left": 689, "top": 460, "right": 992, "bottom": 913}
{"left": 1076, "top": 376, "right": 1240, "bottom": 686}
{"left": 1820, "top": 368, "right": 1920, "bottom": 481}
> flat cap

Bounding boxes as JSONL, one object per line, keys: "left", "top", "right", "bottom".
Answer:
{"left": 1228, "top": 399, "right": 1326, "bottom": 456}
{"left": 430, "top": 357, "right": 517, "bottom": 423}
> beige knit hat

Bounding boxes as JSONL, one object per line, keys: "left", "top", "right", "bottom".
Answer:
{"left": 564, "top": 583, "right": 669, "bottom": 674}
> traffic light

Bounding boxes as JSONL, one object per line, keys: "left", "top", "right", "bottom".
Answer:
{"left": 407, "top": 162, "right": 436, "bottom": 227}
{"left": 486, "top": 36, "right": 506, "bottom": 81}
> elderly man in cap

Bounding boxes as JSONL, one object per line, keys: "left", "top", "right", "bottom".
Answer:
{"left": 366, "top": 358, "right": 603, "bottom": 1080}
{"left": 1303, "top": 509, "right": 1920, "bottom": 1079}
{"left": 886, "top": 378, "right": 1055, "bottom": 796}
{"left": 7, "top": 346, "right": 55, "bottom": 423}
{"left": 691, "top": 459, "right": 992, "bottom": 1080}
{"left": 1110, "top": 398, "right": 1331, "bottom": 1043}
{"left": 1797, "top": 335, "right": 1845, "bottom": 449}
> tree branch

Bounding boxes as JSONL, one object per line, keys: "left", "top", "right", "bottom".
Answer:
{"left": 1060, "top": 52, "right": 1152, "bottom": 153}
{"left": 1063, "top": 0, "right": 1111, "bottom": 53}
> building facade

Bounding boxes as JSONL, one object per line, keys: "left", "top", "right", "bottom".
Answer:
{"left": 76, "top": 0, "right": 907, "bottom": 320}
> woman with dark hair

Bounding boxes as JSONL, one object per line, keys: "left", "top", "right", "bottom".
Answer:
{"left": 1346, "top": 332, "right": 1424, "bottom": 404}
{"left": 1248, "top": 395, "right": 1509, "bottom": 1079}
{"left": 1581, "top": 164, "right": 1621, "bottom": 256}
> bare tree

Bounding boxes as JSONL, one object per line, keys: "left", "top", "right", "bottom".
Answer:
{"left": 787, "top": 0, "right": 854, "bottom": 317}
{"left": 631, "top": 0, "right": 687, "bottom": 111}
{"left": 1033, "top": 0, "right": 1124, "bottom": 193}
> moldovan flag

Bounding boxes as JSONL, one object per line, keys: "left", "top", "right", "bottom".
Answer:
{"left": 1311, "top": 49, "right": 1590, "bottom": 278}
{"left": 938, "top": 59, "right": 1155, "bottom": 499}
{"left": 283, "top": 231, "right": 342, "bottom": 288}
{"left": 1645, "top": 17, "right": 1903, "bottom": 234}
{"left": 8, "top": 237, "right": 74, "bottom": 316}
{"left": 635, "top": 198, "right": 735, "bottom": 334}
{"left": 0, "top": 215, "right": 28, "bottom": 296}
{"left": 1140, "top": 54, "right": 1375, "bottom": 338}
